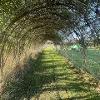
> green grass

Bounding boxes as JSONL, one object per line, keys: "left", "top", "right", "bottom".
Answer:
{"left": 1, "top": 47, "right": 100, "bottom": 100}
{"left": 60, "top": 48, "right": 100, "bottom": 79}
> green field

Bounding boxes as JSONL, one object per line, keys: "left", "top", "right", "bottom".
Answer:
{"left": 60, "top": 47, "right": 100, "bottom": 79}
{"left": 1, "top": 47, "right": 100, "bottom": 100}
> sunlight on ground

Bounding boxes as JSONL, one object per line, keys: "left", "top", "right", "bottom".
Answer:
{"left": 1, "top": 46, "right": 100, "bottom": 100}
{"left": 30, "top": 47, "right": 100, "bottom": 100}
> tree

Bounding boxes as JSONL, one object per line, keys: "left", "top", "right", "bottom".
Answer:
{"left": 0, "top": 0, "right": 100, "bottom": 82}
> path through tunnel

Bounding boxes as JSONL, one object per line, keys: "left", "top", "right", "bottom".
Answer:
{"left": 0, "top": 0, "right": 100, "bottom": 100}
{"left": 1, "top": 47, "right": 100, "bottom": 100}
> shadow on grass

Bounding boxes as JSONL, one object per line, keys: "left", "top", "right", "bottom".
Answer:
{"left": 1, "top": 52, "right": 63, "bottom": 100}
{"left": 1, "top": 51, "right": 100, "bottom": 100}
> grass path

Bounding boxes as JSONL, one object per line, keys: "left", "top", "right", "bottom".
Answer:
{"left": 1, "top": 47, "right": 100, "bottom": 100}
{"left": 30, "top": 47, "right": 100, "bottom": 100}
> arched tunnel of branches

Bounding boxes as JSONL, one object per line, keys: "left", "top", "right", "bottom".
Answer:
{"left": 0, "top": 0, "right": 100, "bottom": 100}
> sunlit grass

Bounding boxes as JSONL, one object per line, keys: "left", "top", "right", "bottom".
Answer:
{"left": 65, "top": 48, "right": 100, "bottom": 79}
{"left": 1, "top": 46, "right": 100, "bottom": 100}
{"left": 30, "top": 47, "right": 100, "bottom": 100}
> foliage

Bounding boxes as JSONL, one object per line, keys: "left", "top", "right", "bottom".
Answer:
{"left": 0, "top": 0, "right": 99, "bottom": 55}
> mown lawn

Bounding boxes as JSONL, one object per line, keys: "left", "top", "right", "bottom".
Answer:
{"left": 60, "top": 48, "right": 100, "bottom": 79}
{"left": 1, "top": 47, "right": 100, "bottom": 100}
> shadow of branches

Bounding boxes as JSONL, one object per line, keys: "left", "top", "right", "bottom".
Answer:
{"left": 1, "top": 50, "right": 100, "bottom": 100}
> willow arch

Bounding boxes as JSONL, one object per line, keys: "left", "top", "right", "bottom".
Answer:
{"left": 0, "top": 0, "right": 100, "bottom": 81}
